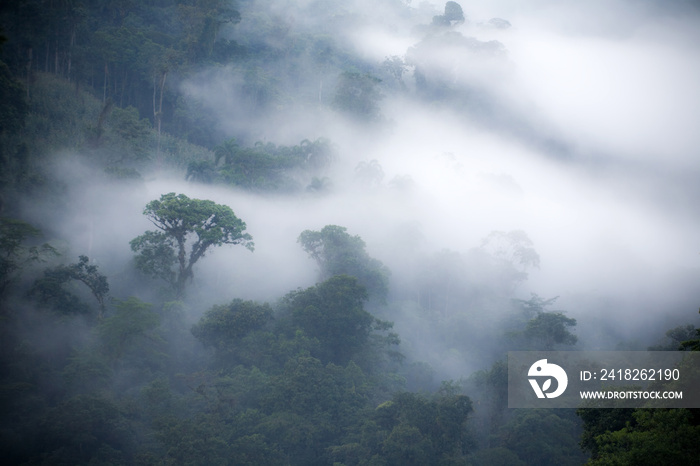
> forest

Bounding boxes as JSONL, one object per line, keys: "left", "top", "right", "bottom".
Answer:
{"left": 1, "top": 0, "right": 699, "bottom": 464}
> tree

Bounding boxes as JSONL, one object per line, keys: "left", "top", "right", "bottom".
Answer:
{"left": 130, "top": 193, "right": 253, "bottom": 297}
{"left": 353, "top": 390, "right": 473, "bottom": 464}
{"left": 579, "top": 312, "right": 700, "bottom": 464}
{"left": 648, "top": 323, "right": 697, "bottom": 350}
{"left": 299, "top": 138, "right": 333, "bottom": 172}
{"left": 185, "top": 160, "right": 217, "bottom": 184}
{"left": 507, "top": 295, "right": 577, "bottom": 350}
{"left": 354, "top": 159, "right": 384, "bottom": 187}
{"left": 583, "top": 409, "right": 700, "bottom": 465}
{"left": 297, "top": 225, "right": 390, "bottom": 301}
{"left": 214, "top": 138, "right": 240, "bottom": 166}
{"left": 62, "top": 255, "right": 109, "bottom": 318}
{"left": 432, "top": 2, "right": 466, "bottom": 27}
{"left": 480, "top": 230, "right": 540, "bottom": 287}
{"left": 679, "top": 309, "right": 700, "bottom": 351}
{"left": 191, "top": 299, "right": 273, "bottom": 367}
{"left": 283, "top": 275, "right": 374, "bottom": 365}
{"left": 98, "top": 297, "right": 161, "bottom": 362}
{"left": 36, "top": 394, "right": 133, "bottom": 465}
{"left": 493, "top": 409, "right": 586, "bottom": 466}
{"left": 332, "top": 72, "right": 383, "bottom": 121}
{"left": 0, "top": 60, "right": 27, "bottom": 135}
{"left": 444, "top": 2, "right": 466, "bottom": 24}
{"left": 381, "top": 55, "right": 408, "bottom": 91}
{"left": 0, "top": 217, "right": 56, "bottom": 302}
{"left": 30, "top": 255, "right": 109, "bottom": 319}
{"left": 522, "top": 312, "right": 577, "bottom": 350}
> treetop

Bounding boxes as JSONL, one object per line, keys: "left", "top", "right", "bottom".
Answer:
{"left": 144, "top": 192, "right": 254, "bottom": 251}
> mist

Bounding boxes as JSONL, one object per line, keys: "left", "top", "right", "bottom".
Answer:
{"left": 117, "top": 6, "right": 697, "bottom": 320}
{"left": 16, "top": 0, "right": 696, "bottom": 360}
{"left": 3, "top": 1, "right": 700, "bottom": 462}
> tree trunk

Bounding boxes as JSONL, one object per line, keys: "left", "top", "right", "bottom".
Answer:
{"left": 155, "top": 70, "right": 167, "bottom": 159}
{"left": 67, "top": 26, "right": 75, "bottom": 82}
{"left": 175, "top": 236, "right": 187, "bottom": 298}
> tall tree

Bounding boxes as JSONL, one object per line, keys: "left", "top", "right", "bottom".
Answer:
{"left": 130, "top": 193, "right": 253, "bottom": 297}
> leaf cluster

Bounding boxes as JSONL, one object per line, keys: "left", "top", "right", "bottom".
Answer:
{"left": 130, "top": 193, "right": 253, "bottom": 297}
{"left": 29, "top": 255, "right": 108, "bottom": 318}
{"left": 0, "top": 217, "right": 57, "bottom": 300}
{"left": 298, "top": 225, "right": 390, "bottom": 302}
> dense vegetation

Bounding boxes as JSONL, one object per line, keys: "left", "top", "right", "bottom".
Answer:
{"left": 1, "top": 1, "right": 698, "bottom": 465}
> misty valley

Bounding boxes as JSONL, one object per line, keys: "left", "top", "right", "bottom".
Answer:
{"left": 1, "top": 1, "right": 699, "bottom": 465}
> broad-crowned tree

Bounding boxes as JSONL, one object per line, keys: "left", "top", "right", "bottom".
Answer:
{"left": 130, "top": 193, "right": 253, "bottom": 298}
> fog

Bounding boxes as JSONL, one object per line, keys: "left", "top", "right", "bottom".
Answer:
{"left": 22, "top": 0, "right": 700, "bottom": 376}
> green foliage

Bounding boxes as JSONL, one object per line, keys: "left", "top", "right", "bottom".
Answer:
{"left": 193, "top": 299, "right": 273, "bottom": 346}
{"left": 493, "top": 409, "right": 586, "bottom": 466}
{"left": 648, "top": 323, "right": 697, "bottom": 350}
{"left": 522, "top": 312, "right": 578, "bottom": 350}
{"left": 211, "top": 137, "right": 334, "bottom": 192}
{"left": 469, "top": 447, "right": 527, "bottom": 466}
{"left": 185, "top": 160, "right": 217, "bottom": 184}
{"left": 579, "top": 315, "right": 700, "bottom": 464}
{"left": 98, "top": 297, "right": 165, "bottom": 371}
{"left": 298, "top": 225, "right": 390, "bottom": 302}
{"left": 283, "top": 275, "right": 374, "bottom": 365}
{"left": 30, "top": 255, "right": 108, "bottom": 319}
{"left": 471, "top": 360, "right": 508, "bottom": 412}
{"left": 333, "top": 72, "right": 383, "bottom": 121}
{"left": 509, "top": 295, "right": 578, "bottom": 350}
{"left": 0, "top": 59, "right": 27, "bottom": 135}
{"left": 62, "top": 350, "right": 113, "bottom": 394}
{"left": 36, "top": 394, "right": 133, "bottom": 465}
{"left": 129, "top": 230, "right": 177, "bottom": 288}
{"left": 64, "top": 255, "right": 109, "bottom": 316}
{"left": 679, "top": 310, "right": 700, "bottom": 351}
{"left": 101, "top": 105, "right": 152, "bottom": 165}
{"left": 331, "top": 391, "right": 474, "bottom": 464}
{"left": 130, "top": 192, "right": 253, "bottom": 297}
{"left": 5, "top": 2, "right": 697, "bottom": 465}
{"left": 679, "top": 330, "right": 700, "bottom": 351}
{"left": 23, "top": 73, "right": 102, "bottom": 156}
{"left": 192, "top": 299, "right": 273, "bottom": 368}
{"left": 0, "top": 217, "right": 56, "bottom": 301}
{"left": 29, "top": 271, "right": 89, "bottom": 316}
{"left": 217, "top": 143, "right": 294, "bottom": 191}
{"left": 577, "top": 407, "right": 636, "bottom": 458}
{"left": 103, "top": 166, "right": 142, "bottom": 181}
{"left": 585, "top": 409, "right": 700, "bottom": 466}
